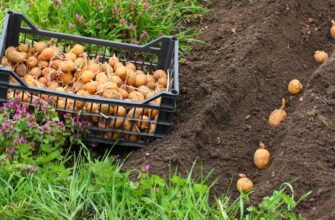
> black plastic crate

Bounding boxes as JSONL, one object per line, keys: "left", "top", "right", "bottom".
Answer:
{"left": 0, "top": 11, "right": 179, "bottom": 147}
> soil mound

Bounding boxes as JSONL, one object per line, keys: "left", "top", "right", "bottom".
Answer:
{"left": 124, "top": 0, "right": 335, "bottom": 218}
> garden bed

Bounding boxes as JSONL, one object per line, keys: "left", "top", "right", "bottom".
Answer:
{"left": 124, "top": 0, "right": 335, "bottom": 219}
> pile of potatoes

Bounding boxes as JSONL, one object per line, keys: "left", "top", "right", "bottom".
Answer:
{"left": 1, "top": 41, "right": 169, "bottom": 141}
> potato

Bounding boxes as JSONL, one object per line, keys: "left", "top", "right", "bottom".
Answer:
{"left": 51, "top": 47, "right": 63, "bottom": 60}
{"left": 64, "top": 86, "right": 73, "bottom": 93}
{"left": 73, "top": 81, "right": 84, "bottom": 91}
{"left": 84, "top": 81, "right": 99, "bottom": 94}
{"left": 38, "top": 48, "right": 54, "bottom": 61}
{"left": 55, "top": 87, "right": 65, "bottom": 92}
{"left": 146, "top": 81, "right": 156, "bottom": 90}
{"left": 144, "top": 107, "right": 159, "bottom": 118}
{"left": 135, "top": 73, "right": 147, "bottom": 87}
{"left": 66, "top": 99, "right": 75, "bottom": 110}
{"left": 125, "top": 62, "right": 136, "bottom": 71}
{"left": 50, "top": 60, "right": 62, "bottom": 69}
{"left": 85, "top": 102, "right": 99, "bottom": 113}
{"left": 128, "top": 91, "right": 145, "bottom": 102}
{"left": 110, "top": 75, "right": 123, "bottom": 87}
{"left": 16, "top": 92, "right": 30, "bottom": 102}
{"left": 1, "top": 56, "right": 9, "bottom": 66}
{"left": 106, "top": 131, "right": 121, "bottom": 139}
{"left": 74, "top": 57, "right": 86, "bottom": 69}
{"left": 126, "top": 85, "right": 136, "bottom": 93}
{"left": 23, "top": 74, "right": 34, "bottom": 83}
{"left": 100, "top": 104, "right": 114, "bottom": 114}
{"left": 30, "top": 67, "right": 42, "bottom": 78}
{"left": 127, "top": 108, "right": 144, "bottom": 119}
{"left": 97, "top": 82, "right": 118, "bottom": 93}
{"left": 149, "top": 123, "right": 156, "bottom": 134}
{"left": 56, "top": 99, "right": 65, "bottom": 109}
{"left": 102, "top": 89, "right": 123, "bottom": 99}
{"left": 17, "top": 43, "right": 29, "bottom": 53}
{"left": 98, "top": 119, "right": 108, "bottom": 129}
{"left": 158, "top": 77, "right": 167, "bottom": 88}
{"left": 61, "top": 73, "right": 74, "bottom": 85}
{"left": 81, "top": 70, "right": 94, "bottom": 83}
{"left": 48, "top": 81, "right": 59, "bottom": 90}
{"left": 76, "top": 89, "right": 90, "bottom": 97}
{"left": 5, "top": 47, "right": 27, "bottom": 63}
{"left": 38, "top": 77, "right": 47, "bottom": 85}
{"left": 136, "top": 115, "right": 149, "bottom": 129}
{"left": 38, "top": 61, "right": 49, "bottom": 69}
{"left": 123, "top": 120, "right": 133, "bottom": 131}
{"left": 145, "top": 91, "right": 156, "bottom": 99}
{"left": 60, "top": 60, "right": 75, "bottom": 72}
{"left": 126, "top": 69, "right": 136, "bottom": 86}
{"left": 118, "top": 88, "right": 128, "bottom": 99}
{"left": 147, "top": 75, "right": 156, "bottom": 83}
{"left": 71, "top": 44, "right": 84, "bottom": 56}
{"left": 135, "top": 70, "right": 145, "bottom": 75}
{"left": 153, "top": 69, "right": 167, "bottom": 80}
{"left": 41, "top": 68, "right": 56, "bottom": 79}
{"left": 15, "top": 63, "right": 28, "bottom": 77}
{"left": 96, "top": 72, "right": 108, "bottom": 82}
{"left": 137, "top": 85, "right": 151, "bottom": 97}
{"left": 115, "top": 66, "right": 127, "bottom": 80}
{"left": 65, "top": 52, "right": 77, "bottom": 62}
{"left": 101, "top": 63, "right": 113, "bottom": 74}
{"left": 27, "top": 56, "right": 38, "bottom": 68}
{"left": 109, "top": 118, "right": 124, "bottom": 129}
{"left": 114, "top": 106, "right": 126, "bottom": 116}
{"left": 33, "top": 41, "right": 47, "bottom": 53}
{"left": 108, "top": 55, "right": 119, "bottom": 67}
{"left": 88, "top": 63, "right": 101, "bottom": 73}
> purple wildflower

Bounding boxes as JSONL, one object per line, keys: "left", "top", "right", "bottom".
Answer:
{"left": 131, "top": 39, "right": 140, "bottom": 45}
{"left": 68, "top": 23, "right": 75, "bottom": 30}
{"left": 51, "top": 0, "right": 62, "bottom": 6}
{"left": 128, "top": 23, "right": 136, "bottom": 32}
{"left": 28, "top": 121, "right": 38, "bottom": 127}
{"left": 64, "top": 113, "right": 72, "bottom": 119}
{"left": 76, "top": 14, "right": 85, "bottom": 24}
{"left": 6, "top": 147, "right": 15, "bottom": 154}
{"left": 142, "top": 2, "right": 150, "bottom": 10}
{"left": 23, "top": 165, "right": 39, "bottom": 175}
{"left": 39, "top": 124, "right": 51, "bottom": 134}
{"left": 141, "top": 164, "right": 151, "bottom": 173}
{"left": 13, "top": 113, "right": 22, "bottom": 120}
{"left": 2, "top": 120, "right": 12, "bottom": 130}
{"left": 14, "top": 135, "right": 25, "bottom": 144}
{"left": 185, "top": 60, "right": 191, "bottom": 65}
{"left": 40, "top": 102, "right": 49, "bottom": 111}
{"left": 140, "top": 31, "right": 149, "bottom": 40}
{"left": 91, "top": 142, "right": 97, "bottom": 148}
{"left": 120, "top": 18, "right": 128, "bottom": 25}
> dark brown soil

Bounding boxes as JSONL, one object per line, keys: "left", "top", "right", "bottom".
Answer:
{"left": 123, "top": 0, "right": 335, "bottom": 218}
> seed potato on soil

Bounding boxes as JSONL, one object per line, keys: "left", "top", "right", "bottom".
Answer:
{"left": 122, "top": 0, "right": 335, "bottom": 219}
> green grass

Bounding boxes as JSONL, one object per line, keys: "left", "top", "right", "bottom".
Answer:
{"left": 0, "top": 0, "right": 209, "bottom": 59}
{"left": 0, "top": 145, "right": 309, "bottom": 220}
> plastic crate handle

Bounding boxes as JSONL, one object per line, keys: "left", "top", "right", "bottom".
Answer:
{"left": 8, "top": 11, "right": 39, "bottom": 32}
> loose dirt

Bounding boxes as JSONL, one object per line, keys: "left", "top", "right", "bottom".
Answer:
{"left": 123, "top": 0, "right": 335, "bottom": 218}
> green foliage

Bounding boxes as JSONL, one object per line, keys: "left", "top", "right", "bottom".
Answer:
{"left": 0, "top": 99, "right": 88, "bottom": 177}
{"left": 0, "top": 144, "right": 310, "bottom": 219}
{"left": 0, "top": 0, "right": 209, "bottom": 57}
{"left": 242, "top": 183, "right": 311, "bottom": 220}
